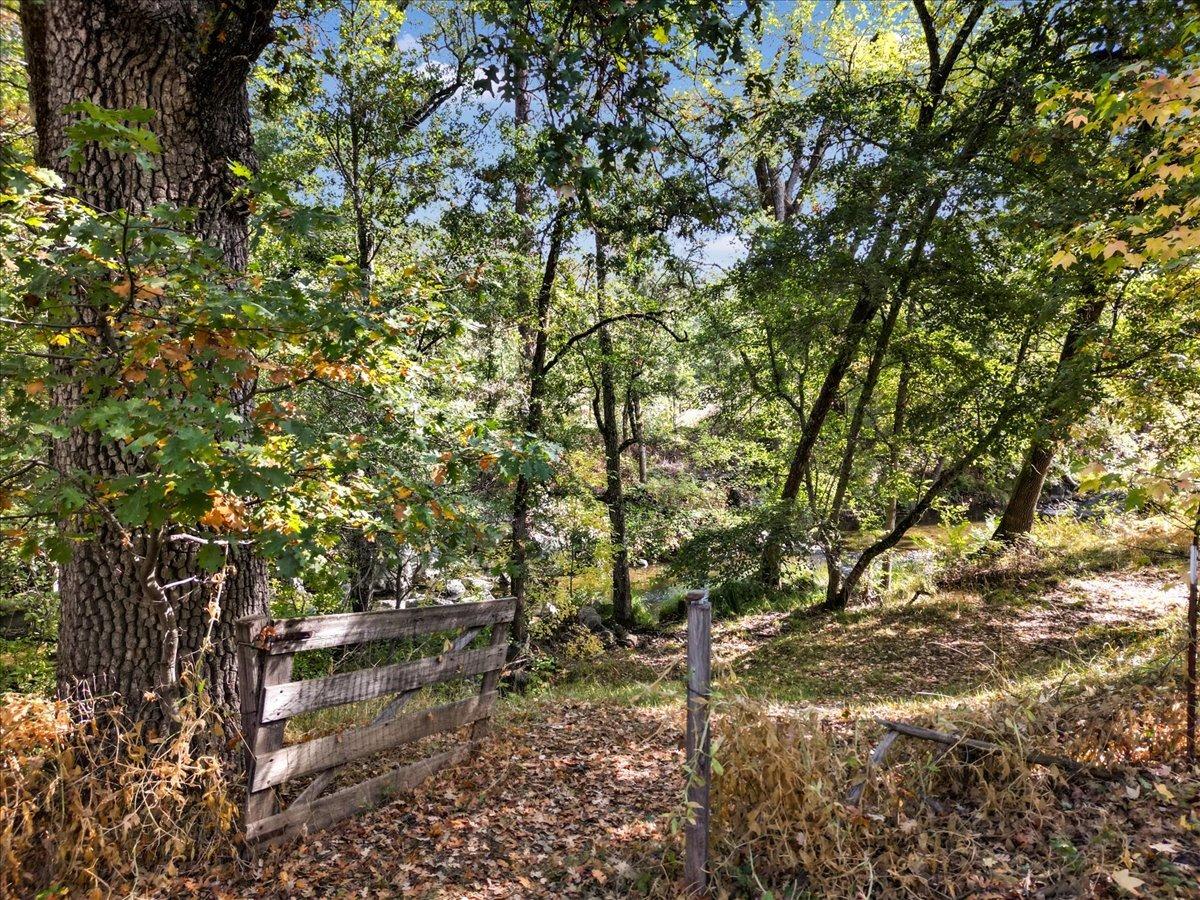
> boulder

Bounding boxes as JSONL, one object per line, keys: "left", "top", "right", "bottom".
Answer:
{"left": 578, "top": 605, "right": 604, "bottom": 632}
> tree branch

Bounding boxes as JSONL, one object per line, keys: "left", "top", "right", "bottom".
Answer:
{"left": 542, "top": 312, "right": 686, "bottom": 376}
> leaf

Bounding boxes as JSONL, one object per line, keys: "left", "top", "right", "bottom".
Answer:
{"left": 1050, "top": 248, "right": 1077, "bottom": 269}
{"left": 24, "top": 380, "right": 44, "bottom": 397}
{"left": 1111, "top": 869, "right": 1145, "bottom": 893}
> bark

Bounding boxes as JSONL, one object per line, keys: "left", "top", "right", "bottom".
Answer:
{"left": 592, "top": 229, "right": 633, "bottom": 625}
{"left": 629, "top": 389, "right": 648, "bottom": 484}
{"left": 993, "top": 441, "right": 1057, "bottom": 540}
{"left": 993, "top": 291, "right": 1106, "bottom": 542}
{"left": 1188, "top": 534, "right": 1197, "bottom": 762}
{"left": 346, "top": 529, "right": 379, "bottom": 614}
{"left": 508, "top": 208, "right": 567, "bottom": 650}
{"left": 21, "top": 0, "right": 276, "bottom": 719}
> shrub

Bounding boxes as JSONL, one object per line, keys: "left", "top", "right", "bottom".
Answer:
{"left": 0, "top": 683, "right": 240, "bottom": 896}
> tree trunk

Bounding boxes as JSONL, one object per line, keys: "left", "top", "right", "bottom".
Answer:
{"left": 21, "top": 0, "right": 276, "bottom": 720}
{"left": 346, "top": 529, "right": 379, "bottom": 614}
{"left": 758, "top": 214, "right": 899, "bottom": 589}
{"left": 627, "top": 387, "right": 648, "bottom": 483}
{"left": 593, "top": 229, "right": 633, "bottom": 625}
{"left": 994, "top": 291, "right": 1105, "bottom": 542}
{"left": 882, "top": 358, "right": 911, "bottom": 590}
{"left": 993, "top": 440, "right": 1056, "bottom": 540}
{"left": 508, "top": 208, "right": 567, "bottom": 651}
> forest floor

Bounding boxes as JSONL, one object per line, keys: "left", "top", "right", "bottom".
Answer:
{"left": 161, "top": 551, "right": 1199, "bottom": 898}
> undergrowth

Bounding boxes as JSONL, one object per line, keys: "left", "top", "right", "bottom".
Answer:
{"left": 0, "top": 686, "right": 240, "bottom": 897}
{"left": 665, "top": 639, "right": 1197, "bottom": 898}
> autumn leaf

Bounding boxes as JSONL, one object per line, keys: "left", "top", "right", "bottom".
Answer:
{"left": 1050, "top": 248, "right": 1077, "bottom": 269}
{"left": 199, "top": 493, "right": 249, "bottom": 532}
{"left": 1111, "top": 869, "right": 1145, "bottom": 893}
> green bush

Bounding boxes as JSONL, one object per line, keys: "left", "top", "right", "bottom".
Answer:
{"left": 0, "top": 638, "right": 55, "bottom": 694}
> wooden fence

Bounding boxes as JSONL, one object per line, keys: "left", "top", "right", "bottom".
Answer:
{"left": 235, "top": 597, "right": 514, "bottom": 845}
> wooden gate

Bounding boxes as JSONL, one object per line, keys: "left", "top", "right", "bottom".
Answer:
{"left": 235, "top": 597, "right": 514, "bottom": 845}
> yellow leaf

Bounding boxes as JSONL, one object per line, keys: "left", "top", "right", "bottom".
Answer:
{"left": 1050, "top": 249, "right": 1077, "bottom": 269}
{"left": 1064, "top": 109, "right": 1088, "bottom": 128}
{"left": 24, "top": 380, "right": 44, "bottom": 396}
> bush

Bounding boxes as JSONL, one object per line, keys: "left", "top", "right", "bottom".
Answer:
{"left": 0, "top": 684, "right": 240, "bottom": 896}
{"left": 0, "top": 638, "right": 54, "bottom": 694}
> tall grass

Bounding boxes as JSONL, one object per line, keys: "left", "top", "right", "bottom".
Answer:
{"left": 0, "top": 684, "right": 240, "bottom": 897}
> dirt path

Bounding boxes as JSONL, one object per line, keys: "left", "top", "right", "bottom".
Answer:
{"left": 172, "top": 702, "right": 680, "bottom": 898}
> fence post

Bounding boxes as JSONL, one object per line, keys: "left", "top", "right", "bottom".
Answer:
{"left": 684, "top": 588, "right": 712, "bottom": 895}
{"left": 235, "top": 615, "right": 293, "bottom": 832}
{"left": 1188, "top": 538, "right": 1197, "bottom": 762}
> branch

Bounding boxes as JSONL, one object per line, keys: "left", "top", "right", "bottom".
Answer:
{"left": 542, "top": 312, "right": 686, "bottom": 376}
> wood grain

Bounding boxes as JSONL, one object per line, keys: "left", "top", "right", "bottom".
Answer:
{"left": 246, "top": 744, "right": 472, "bottom": 844}
{"left": 252, "top": 691, "right": 496, "bottom": 791}
{"left": 256, "top": 598, "right": 516, "bottom": 654}
{"left": 260, "top": 644, "right": 505, "bottom": 723}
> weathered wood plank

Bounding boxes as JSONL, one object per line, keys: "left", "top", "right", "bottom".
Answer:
{"left": 235, "top": 616, "right": 265, "bottom": 775}
{"left": 847, "top": 727, "right": 900, "bottom": 805}
{"left": 261, "top": 644, "right": 506, "bottom": 723}
{"left": 244, "top": 648, "right": 294, "bottom": 824}
{"left": 288, "top": 626, "right": 485, "bottom": 808}
{"left": 876, "top": 719, "right": 1120, "bottom": 779}
{"left": 684, "top": 589, "right": 712, "bottom": 895}
{"left": 246, "top": 744, "right": 472, "bottom": 844}
{"left": 257, "top": 598, "right": 516, "bottom": 654}
{"left": 252, "top": 692, "right": 496, "bottom": 791}
{"left": 470, "top": 621, "right": 508, "bottom": 741}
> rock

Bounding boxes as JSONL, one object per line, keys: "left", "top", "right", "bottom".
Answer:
{"left": 442, "top": 578, "right": 467, "bottom": 600}
{"left": 621, "top": 631, "right": 639, "bottom": 649}
{"left": 578, "top": 605, "right": 604, "bottom": 632}
{"left": 634, "top": 558, "right": 650, "bottom": 568}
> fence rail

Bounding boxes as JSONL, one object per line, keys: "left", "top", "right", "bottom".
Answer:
{"left": 236, "top": 597, "right": 513, "bottom": 846}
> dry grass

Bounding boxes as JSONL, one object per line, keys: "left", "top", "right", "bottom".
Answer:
{"left": 694, "top": 661, "right": 1194, "bottom": 898}
{"left": 0, "top": 684, "right": 240, "bottom": 898}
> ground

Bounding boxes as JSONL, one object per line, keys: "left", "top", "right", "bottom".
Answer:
{"left": 162, "top": 555, "right": 1199, "bottom": 898}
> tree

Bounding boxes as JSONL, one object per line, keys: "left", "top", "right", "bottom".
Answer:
{"left": 17, "top": 0, "right": 278, "bottom": 720}
{"left": 259, "top": 0, "right": 480, "bottom": 611}
{"left": 476, "top": 0, "right": 754, "bottom": 643}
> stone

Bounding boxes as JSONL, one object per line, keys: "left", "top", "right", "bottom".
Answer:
{"left": 578, "top": 605, "right": 604, "bottom": 632}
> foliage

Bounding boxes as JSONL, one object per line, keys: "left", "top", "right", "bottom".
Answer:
{"left": 0, "top": 108, "right": 526, "bottom": 585}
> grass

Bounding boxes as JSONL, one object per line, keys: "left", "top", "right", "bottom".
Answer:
{"left": 542, "top": 516, "right": 1191, "bottom": 715}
